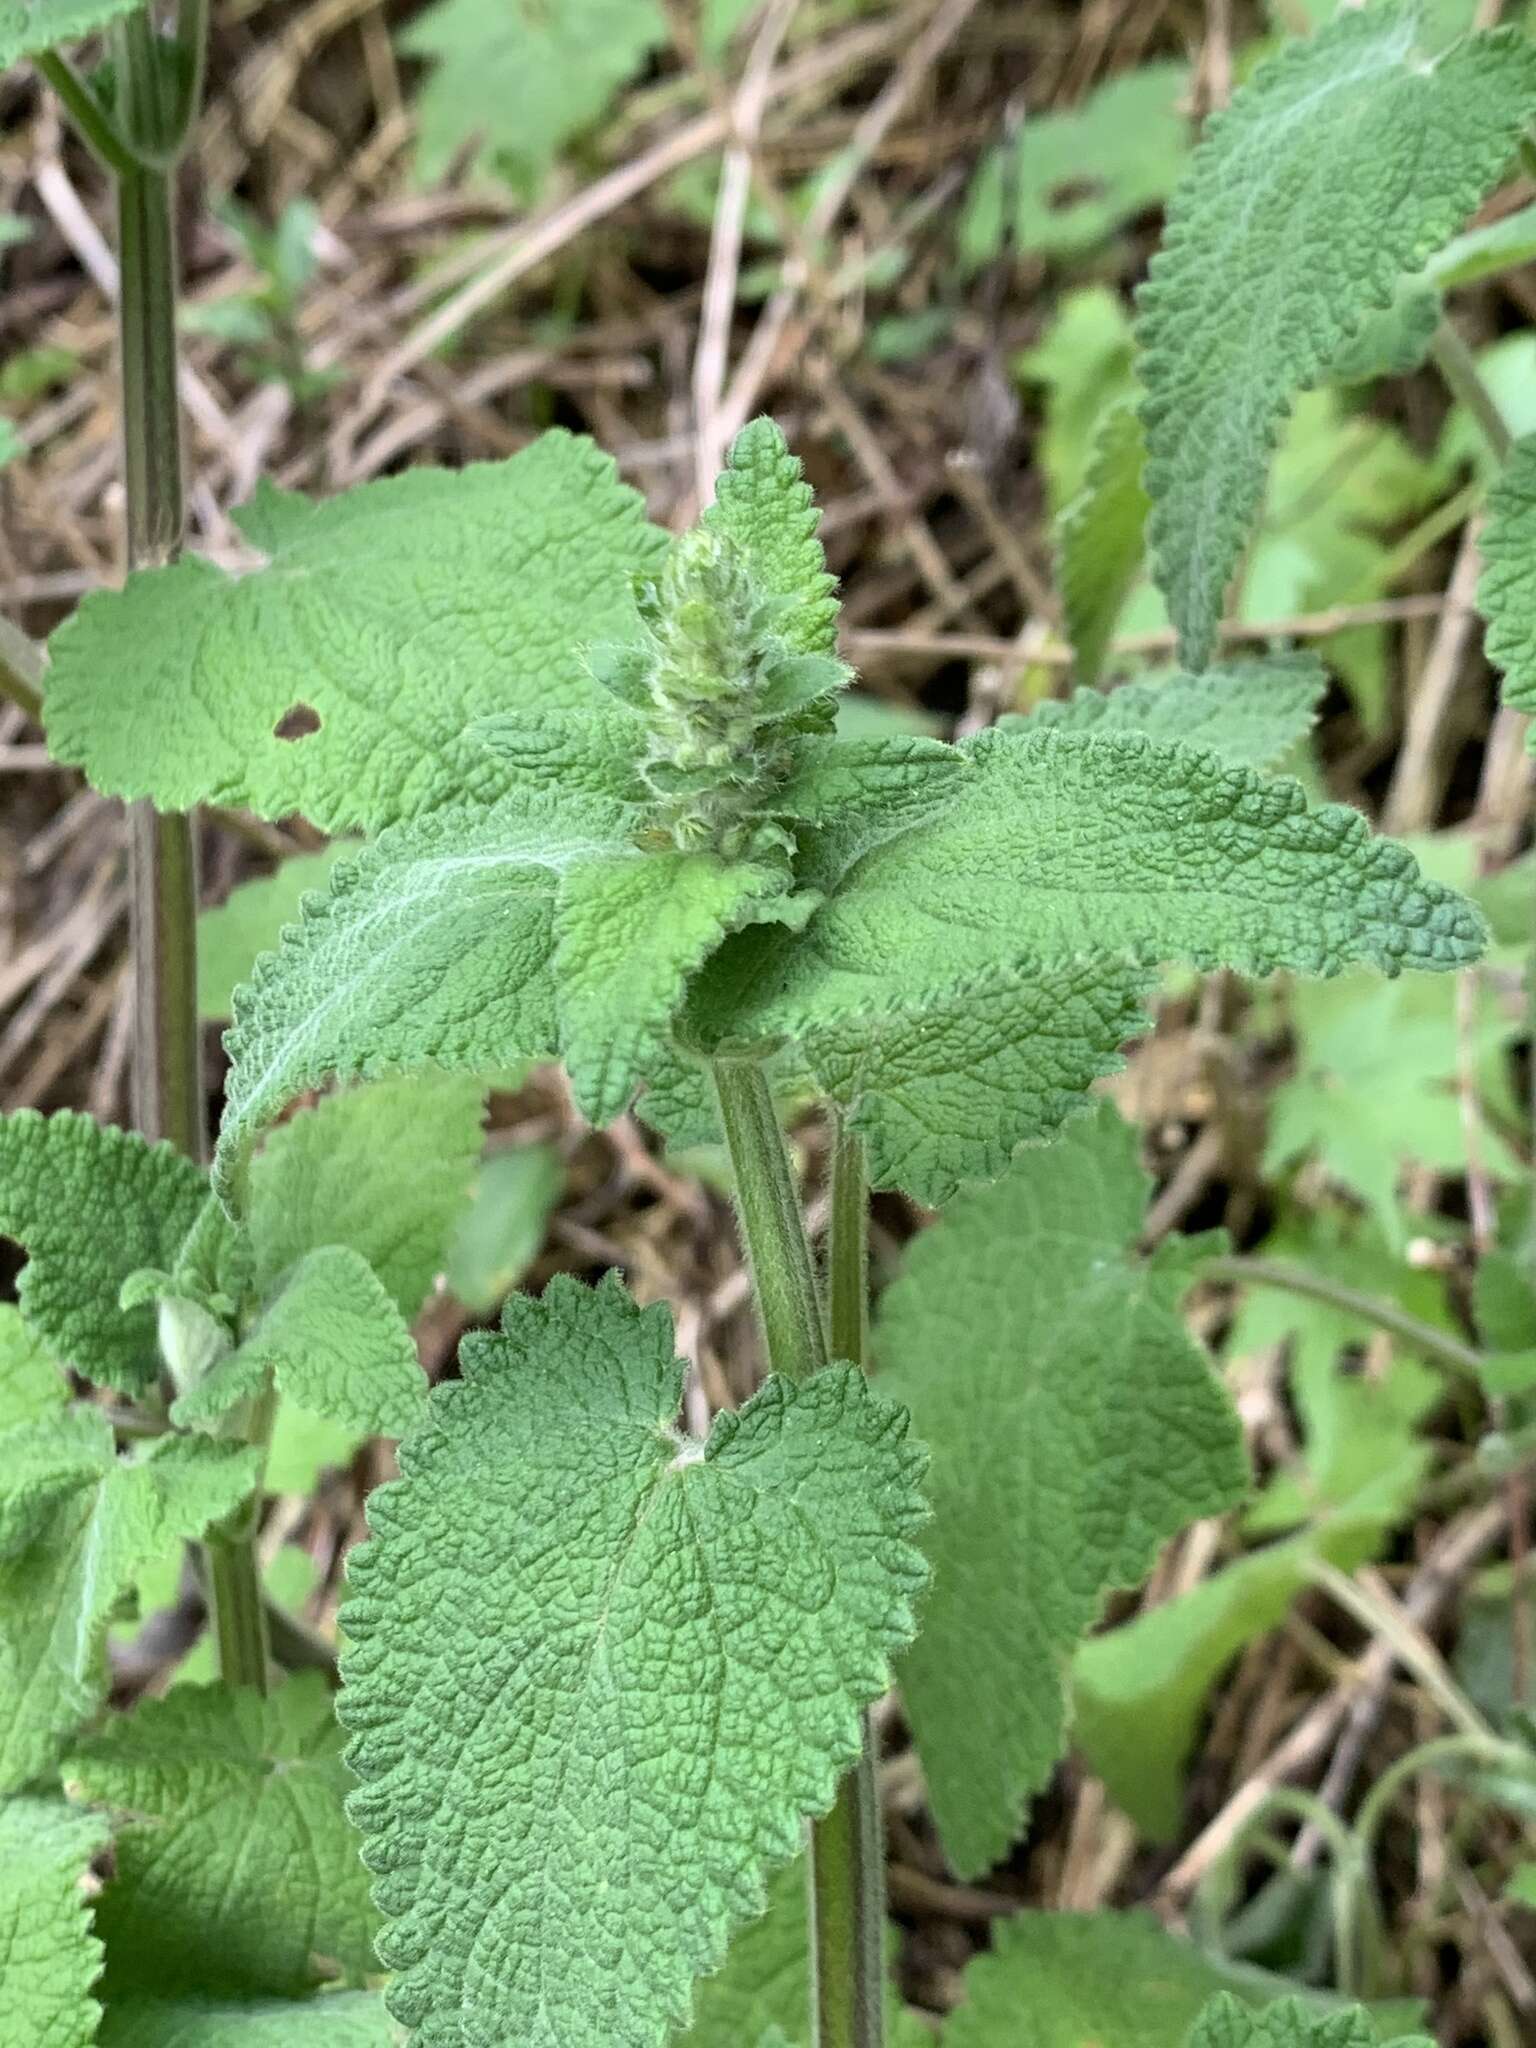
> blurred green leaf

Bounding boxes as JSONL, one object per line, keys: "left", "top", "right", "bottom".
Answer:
{"left": 443, "top": 1144, "right": 561, "bottom": 1312}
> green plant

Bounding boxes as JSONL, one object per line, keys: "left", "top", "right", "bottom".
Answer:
{"left": 5, "top": 3, "right": 1536, "bottom": 2045}
{"left": 181, "top": 198, "right": 341, "bottom": 402}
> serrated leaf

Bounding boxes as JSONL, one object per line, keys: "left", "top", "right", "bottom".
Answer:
{"left": 875, "top": 1107, "right": 1245, "bottom": 1876}
{"left": 1072, "top": 1461, "right": 1423, "bottom": 1839}
{"left": 0, "top": 1110, "right": 210, "bottom": 1396}
{"left": 1477, "top": 432, "right": 1536, "bottom": 741}
{"left": 1056, "top": 396, "right": 1148, "bottom": 685}
{"left": 1186, "top": 1994, "right": 1432, "bottom": 2048}
{"left": 1264, "top": 971, "right": 1520, "bottom": 1243}
{"left": 443, "top": 1144, "right": 561, "bottom": 1312}
{"left": 68, "top": 1674, "right": 378, "bottom": 1998}
{"left": 1018, "top": 656, "right": 1325, "bottom": 774}
{"left": 98, "top": 1991, "right": 396, "bottom": 2047}
{"left": 247, "top": 1074, "right": 486, "bottom": 1320}
{"left": 554, "top": 848, "right": 795, "bottom": 1121}
{"left": 44, "top": 433, "right": 665, "bottom": 831}
{"left": 0, "top": 0, "right": 142, "bottom": 66}
{"left": 0, "top": 1408, "right": 118, "bottom": 1557}
{"left": 198, "top": 848, "right": 349, "bottom": 1021}
{"left": 943, "top": 1910, "right": 1412, "bottom": 2048}
{"left": 701, "top": 415, "right": 838, "bottom": 656}
{"left": 1324, "top": 277, "right": 1442, "bottom": 386}
{"left": 960, "top": 62, "right": 1190, "bottom": 266}
{"left": 0, "top": 1302, "right": 68, "bottom": 1428}
{"left": 174, "top": 1245, "right": 424, "bottom": 1441}
{"left": 0, "top": 1795, "right": 107, "bottom": 2048}
{"left": 0, "top": 1434, "right": 260, "bottom": 1793}
{"left": 1139, "top": 6, "right": 1536, "bottom": 667}
{"left": 680, "top": 727, "right": 1482, "bottom": 1203}
{"left": 216, "top": 787, "right": 618, "bottom": 1203}
{"left": 400, "top": 0, "right": 664, "bottom": 190}
{"left": 340, "top": 1273, "right": 927, "bottom": 2048}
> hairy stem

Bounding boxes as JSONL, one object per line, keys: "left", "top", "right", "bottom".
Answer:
{"left": 204, "top": 1509, "right": 271, "bottom": 1694}
{"left": 812, "top": 1117, "right": 886, "bottom": 2048}
{"left": 711, "top": 1057, "right": 828, "bottom": 1381}
{"left": 1207, "top": 1255, "right": 1483, "bottom": 1382}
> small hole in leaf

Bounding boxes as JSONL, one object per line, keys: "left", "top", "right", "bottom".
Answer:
{"left": 273, "top": 703, "right": 321, "bottom": 741}
{"left": 1046, "top": 176, "right": 1105, "bottom": 213}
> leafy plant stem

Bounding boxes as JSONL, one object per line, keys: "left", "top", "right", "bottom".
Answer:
{"left": 33, "top": 49, "right": 138, "bottom": 176}
{"left": 710, "top": 1056, "right": 829, "bottom": 1382}
{"left": 1429, "top": 316, "right": 1512, "bottom": 465}
{"left": 1206, "top": 1254, "right": 1484, "bottom": 1381}
{"left": 813, "top": 1116, "right": 886, "bottom": 2048}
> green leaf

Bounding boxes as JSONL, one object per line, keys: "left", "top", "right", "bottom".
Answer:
{"left": 960, "top": 62, "right": 1190, "bottom": 266}
{"left": 0, "top": 1795, "right": 107, "bottom": 2048}
{"left": 1430, "top": 197, "right": 1536, "bottom": 288}
{"left": 173, "top": 1245, "right": 424, "bottom": 1441}
{"left": 400, "top": 0, "right": 664, "bottom": 190}
{"left": 0, "top": 0, "right": 142, "bottom": 66}
{"left": 1072, "top": 1461, "right": 1423, "bottom": 1839}
{"left": 247, "top": 1074, "right": 486, "bottom": 1320}
{"left": 1139, "top": 6, "right": 1536, "bottom": 667}
{"left": 1477, "top": 432, "right": 1536, "bottom": 740}
{"left": 876, "top": 1107, "right": 1246, "bottom": 1876}
{"left": 1264, "top": 971, "right": 1520, "bottom": 1243}
{"left": 0, "top": 1110, "right": 210, "bottom": 1395}
{"left": 1506, "top": 1863, "right": 1536, "bottom": 1908}
{"left": 1056, "top": 395, "right": 1148, "bottom": 685}
{"left": 443, "top": 1143, "right": 561, "bottom": 1312}
{"left": 554, "top": 848, "right": 796, "bottom": 1121}
{"left": 197, "top": 848, "right": 349, "bottom": 1020}
{"left": 1017, "top": 287, "right": 1136, "bottom": 512}
{"left": 1324, "top": 277, "right": 1442, "bottom": 386}
{"left": 0, "top": 1408, "right": 119, "bottom": 1557}
{"left": 68, "top": 1674, "right": 378, "bottom": 1998}
{"left": 98, "top": 1991, "right": 396, "bottom": 2048}
{"left": 1185, "top": 1994, "right": 1432, "bottom": 2048}
{"left": 0, "top": 1434, "right": 260, "bottom": 1793}
{"left": 215, "top": 787, "right": 613, "bottom": 1202}
{"left": 340, "top": 1274, "right": 927, "bottom": 2048}
{"left": 943, "top": 1910, "right": 1402, "bottom": 2048}
{"left": 0, "top": 1303, "right": 67, "bottom": 1428}
{"left": 44, "top": 433, "right": 665, "bottom": 831}
{"left": 1018, "top": 656, "right": 1325, "bottom": 774}
{"left": 681, "top": 726, "right": 1482, "bottom": 1203}
{"left": 700, "top": 415, "right": 839, "bottom": 657}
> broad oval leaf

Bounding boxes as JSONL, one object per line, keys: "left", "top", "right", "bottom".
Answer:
{"left": 340, "top": 1274, "right": 926, "bottom": 2048}
{"left": 0, "top": 1796, "right": 108, "bottom": 2048}
{"left": 876, "top": 1106, "right": 1246, "bottom": 1876}
{"left": 44, "top": 433, "right": 665, "bottom": 832}
{"left": 1139, "top": 5, "right": 1536, "bottom": 667}
{"left": 1477, "top": 431, "right": 1536, "bottom": 743}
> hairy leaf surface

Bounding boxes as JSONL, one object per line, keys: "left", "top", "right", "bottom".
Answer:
{"left": 0, "top": 1408, "right": 119, "bottom": 1557}
{"left": 173, "top": 1246, "right": 424, "bottom": 1441}
{"left": 0, "top": 1796, "right": 107, "bottom": 2048}
{"left": 1056, "top": 396, "right": 1148, "bottom": 686}
{"left": 1018, "top": 656, "right": 1325, "bottom": 774}
{"left": 69, "top": 1675, "right": 379, "bottom": 1997}
{"left": 45, "top": 434, "right": 664, "bottom": 831}
{"left": 554, "top": 849, "right": 794, "bottom": 1122}
{"left": 1187, "top": 1996, "right": 1431, "bottom": 2048}
{"left": 701, "top": 414, "right": 839, "bottom": 655}
{"left": 340, "top": 1274, "right": 926, "bottom": 2048}
{"left": 0, "top": 1304, "right": 67, "bottom": 1428}
{"left": 0, "top": 0, "right": 142, "bottom": 64}
{"left": 0, "top": 1111, "right": 209, "bottom": 1395}
{"left": 680, "top": 727, "right": 1481, "bottom": 1201}
{"left": 0, "top": 1435, "right": 259, "bottom": 1793}
{"left": 197, "top": 849, "right": 349, "bottom": 1020}
{"left": 247, "top": 1074, "right": 485, "bottom": 1319}
{"left": 216, "top": 788, "right": 620, "bottom": 1201}
{"left": 98, "top": 1992, "right": 396, "bottom": 2048}
{"left": 1477, "top": 432, "right": 1536, "bottom": 742}
{"left": 876, "top": 1107, "right": 1245, "bottom": 1875}
{"left": 1139, "top": 6, "right": 1536, "bottom": 666}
